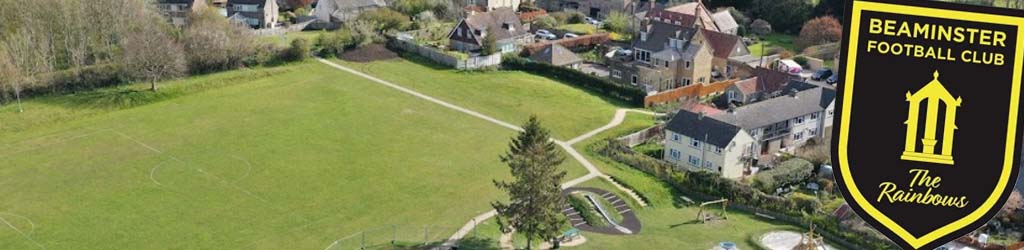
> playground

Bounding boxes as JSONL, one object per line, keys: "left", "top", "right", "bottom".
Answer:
{"left": 560, "top": 187, "right": 642, "bottom": 235}
{"left": 759, "top": 229, "right": 838, "bottom": 250}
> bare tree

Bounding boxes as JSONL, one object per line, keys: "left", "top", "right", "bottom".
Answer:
{"left": 0, "top": 45, "right": 23, "bottom": 112}
{"left": 121, "top": 21, "right": 186, "bottom": 91}
{"left": 182, "top": 9, "right": 257, "bottom": 73}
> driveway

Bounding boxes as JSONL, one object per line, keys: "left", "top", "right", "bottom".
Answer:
{"left": 580, "top": 62, "right": 609, "bottom": 78}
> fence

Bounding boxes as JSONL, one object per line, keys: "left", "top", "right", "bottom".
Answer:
{"left": 617, "top": 124, "right": 664, "bottom": 147}
{"left": 643, "top": 79, "right": 738, "bottom": 107}
{"left": 390, "top": 37, "right": 503, "bottom": 70}
{"left": 323, "top": 224, "right": 538, "bottom": 250}
{"left": 251, "top": 20, "right": 315, "bottom": 37}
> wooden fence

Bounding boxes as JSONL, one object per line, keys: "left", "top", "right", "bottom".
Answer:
{"left": 617, "top": 124, "right": 664, "bottom": 147}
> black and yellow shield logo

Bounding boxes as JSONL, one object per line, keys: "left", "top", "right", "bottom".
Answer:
{"left": 834, "top": 0, "right": 1024, "bottom": 249}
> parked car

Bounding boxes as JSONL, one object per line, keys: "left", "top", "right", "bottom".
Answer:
{"left": 563, "top": 33, "right": 579, "bottom": 39}
{"left": 827, "top": 72, "right": 839, "bottom": 85}
{"left": 585, "top": 17, "right": 602, "bottom": 26}
{"left": 811, "top": 68, "right": 834, "bottom": 81}
{"left": 615, "top": 48, "right": 633, "bottom": 57}
{"left": 535, "top": 29, "right": 556, "bottom": 40}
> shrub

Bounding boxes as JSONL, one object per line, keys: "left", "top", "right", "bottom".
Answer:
{"left": 533, "top": 16, "right": 558, "bottom": 30}
{"left": 792, "top": 56, "right": 809, "bottom": 68}
{"left": 751, "top": 19, "right": 772, "bottom": 35}
{"left": 286, "top": 38, "right": 312, "bottom": 61}
{"left": 752, "top": 158, "right": 814, "bottom": 194}
{"left": 182, "top": 9, "right": 257, "bottom": 73}
{"left": 357, "top": 8, "right": 412, "bottom": 32}
{"left": 789, "top": 192, "right": 821, "bottom": 213}
{"left": 501, "top": 56, "right": 645, "bottom": 106}
{"left": 567, "top": 194, "right": 605, "bottom": 227}
{"left": 795, "top": 16, "right": 843, "bottom": 50}
{"left": 550, "top": 11, "right": 584, "bottom": 25}
{"left": 481, "top": 27, "right": 498, "bottom": 56}
{"left": 603, "top": 11, "right": 631, "bottom": 34}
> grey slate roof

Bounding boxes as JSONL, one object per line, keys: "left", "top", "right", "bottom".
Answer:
{"left": 711, "top": 87, "right": 836, "bottom": 129}
{"left": 635, "top": 21, "right": 698, "bottom": 52}
{"left": 158, "top": 0, "right": 198, "bottom": 4}
{"left": 333, "top": 0, "right": 386, "bottom": 9}
{"left": 666, "top": 109, "right": 743, "bottom": 148}
{"left": 463, "top": 7, "right": 528, "bottom": 42}
{"left": 229, "top": 0, "right": 270, "bottom": 5}
{"left": 531, "top": 44, "right": 581, "bottom": 66}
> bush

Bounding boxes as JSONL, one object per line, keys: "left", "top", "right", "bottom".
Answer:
{"left": 789, "top": 192, "right": 821, "bottom": 213}
{"left": 795, "top": 16, "right": 843, "bottom": 50}
{"left": 316, "top": 29, "right": 357, "bottom": 57}
{"left": 533, "top": 16, "right": 558, "bottom": 30}
{"left": 502, "top": 56, "right": 645, "bottom": 106}
{"left": 750, "top": 0, "right": 811, "bottom": 34}
{"left": 286, "top": 38, "right": 312, "bottom": 61}
{"left": 750, "top": 19, "right": 772, "bottom": 35}
{"left": 182, "top": 9, "right": 257, "bottom": 73}
{"left": 792, "top": 56, "right": 809, "bottom": 68}
{"left": 550, "top": 11, "right": 584, "bottom": 25}
{"left": 752, "top": 158, "right": 814, "bottom": 194}
{"left": 603, "top": 11, "right": 631, "bottom": 34}
{"left": 357, "top": 8, "right": 412, "bottom": 32}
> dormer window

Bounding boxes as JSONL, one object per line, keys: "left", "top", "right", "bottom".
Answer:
{"left": 640, "top": 32, "right": 648, "bottom": 41}
{"left": 502, "top": 23, "right": 514, "bottom": 32}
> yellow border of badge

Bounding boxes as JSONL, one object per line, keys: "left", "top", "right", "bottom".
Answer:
{"left": 841, "top": 1, "right": 1024, "bottom": 248}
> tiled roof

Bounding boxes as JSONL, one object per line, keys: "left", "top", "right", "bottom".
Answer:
{"left": 711, "top": 11, "right": 739, "bottom": 32}
{"left": 635, "top": 21, "right": 697, "bottom": 52}
{"left": 666, "top": 109, "right": 743, "bottom": 148}
{"left": 700, "top": 29, "right": 743, "bottom": 59}
{"left": 711, "top": 87, "right": 836, "bottom": 129}
{"left": 463, "top": 7, "right": 528, "bottom": 42}
{"left": 530, "top": 44, "right": 581, "bottom": 66}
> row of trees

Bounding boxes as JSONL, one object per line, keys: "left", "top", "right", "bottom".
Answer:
{"left": 0, "top": 0, "right": 311, "bottom": 103}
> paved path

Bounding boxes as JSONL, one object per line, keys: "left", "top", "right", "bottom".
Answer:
{"left": 315, "top": 59, "right": 653, "bottom": 250}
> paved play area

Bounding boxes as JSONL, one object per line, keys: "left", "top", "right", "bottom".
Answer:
{"left": 560, "top": 187, "right": 642, "bottom": 235}
{"left": 759, "top": 231, "right": 837, "bottom": 250}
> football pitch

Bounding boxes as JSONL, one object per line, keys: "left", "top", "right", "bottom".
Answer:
{"left": 0, "top": 61, "right": 600, "bottom": 249}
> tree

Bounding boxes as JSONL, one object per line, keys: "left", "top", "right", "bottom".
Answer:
{"left": 284, "top": 0, "right": 315, "bottom": 10}
{"left": 750, "top": 19, "right": 772, "bottom": 35}
{"left": 750, "top": 0, "right": 812, "bottom": 34}
{"left": 182, "top": 9, "right": 256, "bottom": 73}
{"left": 795, "top": 16, "right": 842, "bottom": 50}
{"left": 812, "top": 0, "right": 845, "bottom": 20}
{"left": 121, "top": 21, "right": 186, "bottom": 91}
{"left": 532, "top": 16, "right": 558, "bottom": 30}
{"left": 603, "top": 11, "right": 631, "bottom": 34}
{"left": 357, "top": 8, "right": 412, "bottom": 32}
{"left": 481, "top": 27, "right": 498, "bottom": 56}
{"left": 0, "top": 45, "right": 23, "bottom": 112}
{"left": 492, "top": 116, "right": 567, "bottom": 249}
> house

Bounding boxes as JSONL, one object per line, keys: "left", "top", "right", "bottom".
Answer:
{"left": 448, "top": 8, "right": 532, "bottom": 54}
{"left": 721, "top": 68, "right": 816, "bottom": 105}
{"left": 656, "top": 1, "right": 719, "bottom": 32}
{"left": 313, "top": 0, "right": 386, "bottom": 23}
{"left": 538, "top": 0, "right": 635, "bottom": 18}
{"left": 530, "top": 44, "right": 582, "bottom": 69}
{"left": 156, "top": 0, "right": 207, "bottom": 27}
{"left": 710, "top": 10, "right": 739, "bottom": 35}
{"left": 710, "top": 87, "right": 836, "bottom": 157}
{"left": 700, "top": 29, "right": 749, "bottom": 80}
{"left": 664, "top": 109, "right": 755, "bottom": 179}
{"left": 607, "top": 18, "right": 715, "bottom": 93}
{"left": 466, "top": 0, "right": 523, "bottom": 12}
{"left": 227, "top": 0, "right": 279, "bottom": 29}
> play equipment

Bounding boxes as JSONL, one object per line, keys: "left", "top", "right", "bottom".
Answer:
{"left": 696, "top": 199, "right": 729, "bottom": 223}
{"left": 794, "top": 224, "right": 826, "bottom": 250}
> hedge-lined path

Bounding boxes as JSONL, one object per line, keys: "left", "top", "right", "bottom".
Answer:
{"left": 314, "top": 58, "right": 650, "bottom": 250}
{"left": 561, "top": 187, "right": 642, "bottom": 235}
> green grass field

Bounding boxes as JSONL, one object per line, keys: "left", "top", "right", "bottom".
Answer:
{"left": 0, "top": 61, "right": 591, "bottom": 249}
{"left": 259, "top": 30, "right": 327, "bottom": 47}
{"left": 331, "top": 57, "right": 632, "bottom": 140}
{"left": 748, "top": 33, "right": 798, "bottom": 56}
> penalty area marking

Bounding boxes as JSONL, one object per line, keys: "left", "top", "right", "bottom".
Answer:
{"left": 0, "top": 214, "right": 46, "bottom": 249}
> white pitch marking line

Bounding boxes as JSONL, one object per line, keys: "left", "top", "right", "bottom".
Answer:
{"left": 231, "top": 156, "right": 254, "bottom": 184}
{"left": 149, "top": 158, "right": 173, "bottom": 186}
{"left": 0, "top": 215, "right": 46, "bottom": 249}
{"left": 0, "top": 212, "right": 35, "bottom": 235}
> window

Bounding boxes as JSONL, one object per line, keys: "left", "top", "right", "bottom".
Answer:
{"left": 671, "top": 133, "right": 682, "bottom": 142}
{"left": 640, "top": 31, "right": 648, "bottom": 41}
{"left": 457, "top": 28, "right": 462, "bottom": 37}
{"left": 681, "top": 78, "right": 692, "bottom": 86}
{"left": 794, "top": 131, "right": 804, "bottom": 140}
{"left": 685, "top": 60, "right": 691, "bottom": 69}
{"left": 699, "top": 77, "right": 705, "bottom": 84}
{"left": 688, "top": 155, "right": 701, "bottom": 166}
{"left": 690, "top": 138, "right": 701, "bottom": 148}
{"left": 669, "top": 149, "right": 682, "bottom": 160}
{"left": 233, "top": 4, "right": 258, "bottom": 12}
{"left": 635, "top": 50, "right": 651, "bottom": 63}
{"left": 811, "top": 113, "right": 819, "bottom": 120}
{"left": 704, "top": 160, "right": 713, "bottom": 168}
{"left": 611, "top": 70, "right": 622, "bottom": 79}
{"left": 809, "top": 128, "right": 818, "bottom": 136}
{"left": 714, "top": 146, "right": 723, "bottom": 154}
{"left": 795, "top": 116, "right": 805, "bottom": 124}
{"left": 664, "top": 60, "right": 669, "bottom": 67}
{"left": 751, "top": 129, "right": 760, "bottom": 136}
{"left": 727, "top": 90, "right": 737, "bottom": 100}
{"left": 827, "top": 109, "right": 834, "bottom": 118}
{"left": 631, "top": 75, "right": 638, "bottom": 86}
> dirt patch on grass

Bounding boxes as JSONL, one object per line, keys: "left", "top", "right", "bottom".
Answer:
{"left": 339, "top": 44, "right": 398, "bottom": 62}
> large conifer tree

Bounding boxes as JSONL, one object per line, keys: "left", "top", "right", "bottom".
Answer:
{"left": 492, "top": 116, "right": 567, "bottom": 249}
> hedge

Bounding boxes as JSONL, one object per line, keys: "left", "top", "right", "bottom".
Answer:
{"left": 501, "top": 56, "right": 645, "bottom": 106}
{"left": 1, "top": 64, "right": 126, "bottom": 103}
{"left": 752, "top": 158, "right": 814, "bottom": 194}
{"left": 567, "top": 193, "right": 605, "bottom": 227}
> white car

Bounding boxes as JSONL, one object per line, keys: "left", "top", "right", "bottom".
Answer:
{"left": 585, "top": 17, "right": 602, "bottom": 26}
{"left": 563, "top": 33, "right": 579, "bottom": 39}
{"left": 535, "top": 29, "right": 557, "bottom": 40}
